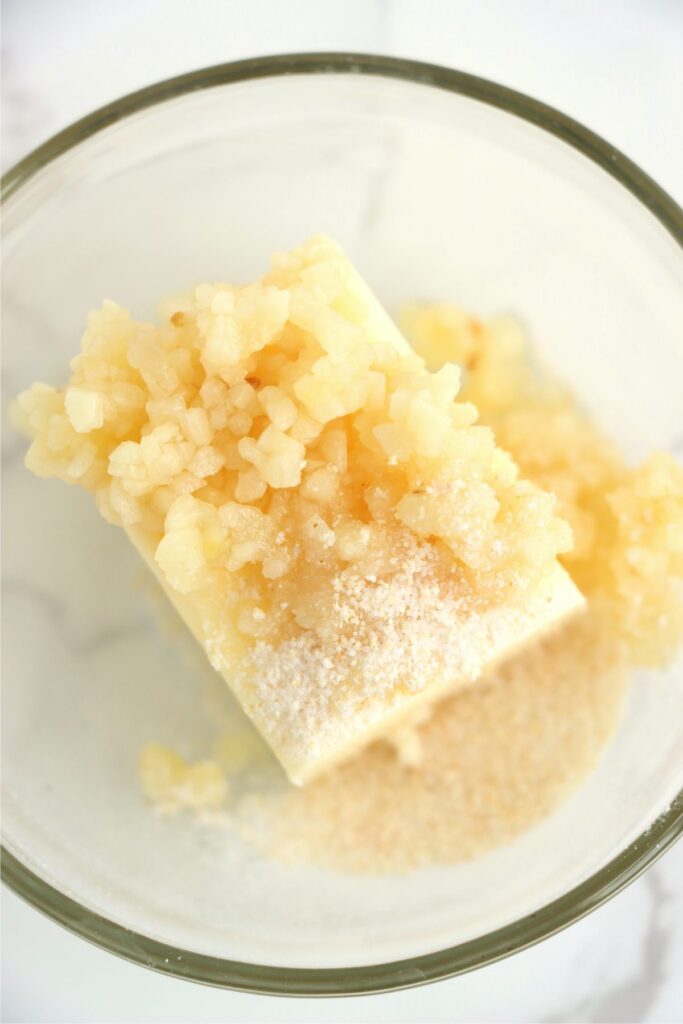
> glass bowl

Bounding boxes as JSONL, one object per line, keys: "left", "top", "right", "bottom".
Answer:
{"left": 2, "top": 53, "right": 682, "bottom": 996}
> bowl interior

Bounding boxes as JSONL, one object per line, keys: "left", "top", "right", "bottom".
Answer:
{"left": 2, "top": 68, "right": 683, "bottom": 973}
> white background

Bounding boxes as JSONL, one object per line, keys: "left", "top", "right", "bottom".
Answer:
{"left": 2, "top": 1, "right": 682, "bottom": 1021}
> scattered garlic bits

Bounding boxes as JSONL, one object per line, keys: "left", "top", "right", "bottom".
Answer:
{"left": 17, "top": 236, "right": 574, "bottom": 781}
{"left": 403, "top": 305, "right": 683, "bottom": 666}
{"left": 139, "top": 743, "right": 228, "bottom": 815}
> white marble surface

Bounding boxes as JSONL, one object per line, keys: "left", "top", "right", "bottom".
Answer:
{"left": 2, "top": 2, "right": 682, "bottom": 1021}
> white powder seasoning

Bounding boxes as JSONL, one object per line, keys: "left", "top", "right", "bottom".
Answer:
{"left": 230, "top": 526, "right": 580, "bottom": 779}
{"left": 236, "top": 612, "right": 629, "bottom": 873}
{"left": 242, "top": 538, "right": 480, "bottom": 748}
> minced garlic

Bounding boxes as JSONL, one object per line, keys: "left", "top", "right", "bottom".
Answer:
{"left": 17, "top": 237, "right": 580, "bottom": 784}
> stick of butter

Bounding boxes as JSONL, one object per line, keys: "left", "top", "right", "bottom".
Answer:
{"left": 17, "top": 236, "right": 583, "bottom": 784}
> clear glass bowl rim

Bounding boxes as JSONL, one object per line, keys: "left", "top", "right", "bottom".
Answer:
{"left": 2, "top": 51, "right": 682, "bottom": 997}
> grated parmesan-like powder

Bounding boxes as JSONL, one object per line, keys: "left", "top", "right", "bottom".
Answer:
{"left": 235, "top": 612, "right": 629, "bottom": 873}
{"left": 240, "top": 533, "right": 479, "bottom": 751}
{"left": 234, "top": 529, "right": 576, "bottom": 767}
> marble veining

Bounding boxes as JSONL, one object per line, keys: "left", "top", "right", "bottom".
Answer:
{"left": 1, "top": 51, "right": 56, "bottom": 172}
{"left": 2, "top": 575, "right": 151, "bottom": 658}
{"left": 545, "top": 870, "right": 674, "bottom": 1023}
